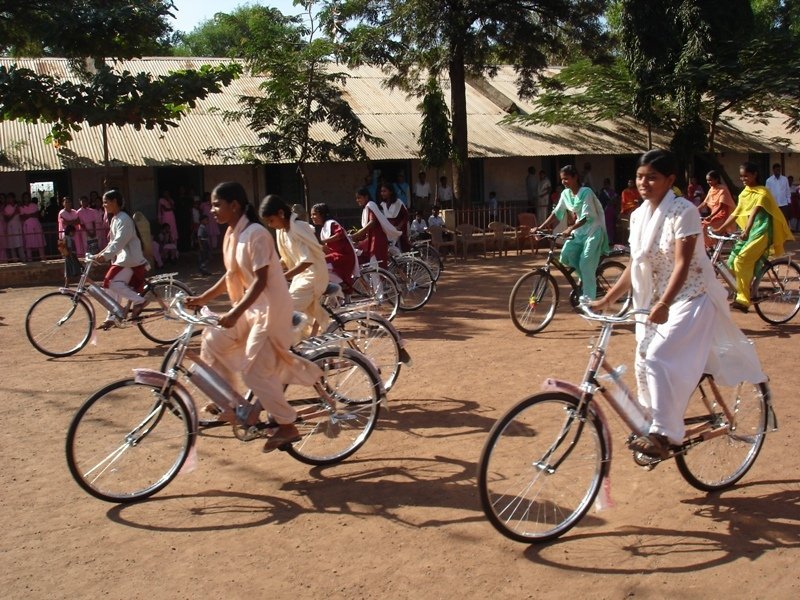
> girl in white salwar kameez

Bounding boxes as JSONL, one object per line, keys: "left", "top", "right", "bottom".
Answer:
{"left": 186, "top": 182, "right": 322, "bottom": 452}
{"left": 591, "top": 150, "right": 766, "bottom": 458}
{"left": 260, "top": 195, "right": 330, "bottom": 337}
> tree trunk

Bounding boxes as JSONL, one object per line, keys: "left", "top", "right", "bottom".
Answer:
{"left": 449, "top": 47, "right": 470, "bottom": 210}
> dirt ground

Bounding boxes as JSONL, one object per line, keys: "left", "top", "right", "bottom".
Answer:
{"left": 1, "top": 251, "right": 799, "bottom": 600}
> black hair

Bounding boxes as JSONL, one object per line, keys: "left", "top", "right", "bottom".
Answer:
{"left": 311, "top": 202, "right": 330, "bottom": 221}
{"left": 212, "top": 181, "right": 259, "bottom": 223}
{"left": 559, "top": 164, "right": 578, "bottom": 178}
{"left": 259, "top": 194, "right": 293, "bottom": 219}
{"left": 638, "top": 149, "right": 677, "bottom": 177}
{"left": 740, "top": 161, "right": 761, "bottom": 184}
{"left": 103, "top": 189, "right": 126, "bottom": 212}
{"left": 706, "top": 170, "right": 721, "bottom": 183}
{"left": 356, "top": 187, "right": 370, "bottom": 199}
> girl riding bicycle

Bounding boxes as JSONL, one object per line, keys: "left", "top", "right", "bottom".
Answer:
{"left": 591, "top": 150, "right": 766, "bottom": 458}
{"left": 186, "top": 182, "right": 321, "bottom": 452}
{"left": 534, "top": 164, "right": 609, "bottom": 299}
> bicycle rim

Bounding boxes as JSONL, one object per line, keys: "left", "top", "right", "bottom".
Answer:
{"left": 351, "top": 269, "right": 400, "bottom": 320}
{"left": 394, "top": 257, "right": 435, "bottom": 311}
{"left": 25, "top": 291, "right": 94, "bottom": 357}
{"left": 478, "top": 393, "right": 605, "bottom": 543}
{"left": 329, "top": 314, "right": 402, "bottom": 391}
{"left": 66, "top": 379, "right": 192, "bottom": 503}
{"left": 596, "top": 260, "right": 632, "bottom": 317}
{"left": 137, "top": 280, "right": 194, "bottom": 344}
{"left": 675, "top": 380, "right": 768, "bottom": 491}
{"left": 753, "top": 261, "right": 800, "bottom": 324}
{"left": 508, "top": 270, "right": 558, "bottom": 334}
{"left": 285, "top": 348, "right": 381, "bottom": 466}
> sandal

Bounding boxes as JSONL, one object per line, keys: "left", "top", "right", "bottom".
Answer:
{"left": 263, "top": 426, "right": 302, "bottom": 453}
{"left": 628, "top": 433, "right": 672, "bottom": 460}
{"left": 96, "top": 319, "right": 115, "bottom": 331}
{"left": 729, "top": 301, "right": 749, "bottom": 313}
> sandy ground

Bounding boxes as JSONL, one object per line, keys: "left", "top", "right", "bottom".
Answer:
{"left": 1, "top": 251, "right": 799, "bottom": 599}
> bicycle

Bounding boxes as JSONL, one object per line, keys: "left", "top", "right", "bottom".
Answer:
{"left": 411, "top": 239, "right": 443, "bottom": 282}
{"left": 320, "top": 283, "right": 410, "bottom": 392}
{"left": 508, "top": 232, "right": 632, "bottom": 334}
{"left": 707, "top": 230, "right": 800, "bottom": 324}
{"left": 478, "top": 301, "right": 776, "bottom": 543}
{"left": 25, "top": 253, "right": 193, "bottom": 357}
{"left": 350, "top": 264, "right": 401, "bottom": 321}
{"left": 384, "top": 250, "right": 436, "bottom": 311}
{"left": 67, "top": 296, "right": 384, "bottom": 503}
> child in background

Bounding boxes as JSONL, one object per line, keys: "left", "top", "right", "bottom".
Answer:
{"left": 157, "top": 222, "right": 179, "bottom": 263}
{"left": 197, "top": 214, "right": 211, "bottom": 275}
{"left": 60, "top": 224, "right": 82, "bottom": 286}
{"left": 410, "top": 210, "right": 429, "bottom": 241}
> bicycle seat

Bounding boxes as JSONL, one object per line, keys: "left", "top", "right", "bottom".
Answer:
{"left": 324, "top": 282, "right": 342, "bottom": 296}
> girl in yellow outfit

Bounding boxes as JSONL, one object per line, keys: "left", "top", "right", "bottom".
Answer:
{"left": 715, "top": 161, "right": 794, "bottom": 311}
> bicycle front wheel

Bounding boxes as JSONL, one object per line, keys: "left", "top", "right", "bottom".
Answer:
{"left": 351, "top": 267, "right": 400, "bottom": 320}
{"left": 508, "top": 269, "right": 559, "bottom": 334}
{"left": 284, "top": 348, "right": 382, "bottom": 466}
{"left": 596, "top": 260, "right": 632, "bottom": 316}
{"left": 66, "top": 379, "right": 193, "bottom": 503}
{"left": 392, "top": 256, "right": 435, "bottom": 311}
{"left": 413, "top": 243, "right": 443, "bottom": 281}
{"left": 675, "top": 378, "right": 769, "bottom": 492}
{"left": 478, "top": 393, "right": 606, "bottom": 543}
{"left": 25, "top": 291, "right": 94, "bottom": 357}
{"left": 326, "top": 313, "right": 403, "bottom": 391}
{"left": 137, "top": 279, "right": 194, "bottom": 344}
{"left": 753, "top": 260, "right": 800, "bottom": 324}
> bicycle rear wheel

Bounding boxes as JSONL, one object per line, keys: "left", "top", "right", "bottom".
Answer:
{"left": 413, "top": 242, "right": 443, "bottom": 281}
{"left": 25, "top": 291, "right": 94, "bottom": 357}
{"left": 478, "top": 392, "right": 605, "bottom": 543}
{"left": 351, "top": 267, "right": 400, "bottom": 321}
{"left": 284, "top": 347, "right": 382, "bottom": 466}
{"left": 675, "top": 378, "right": 769, "bottom": 492}
{"left": 326, "top": 313, "right": 403, "bottom": 391}
{"left": 596, "top": 260, "right": 632, "bottom": 316}
{"left": 66, "top": 379, "right": 193, "bottom": 503}
{"left": 137, "top": 279, "right": 194, "bottom": 344}
{"left": 508, "top": 269, "right": 559, "bottom": 334}
{"left": 753, "top": 260, "right": 800, "bottom": 324}
{"left": 391, "top": 256, "right": 435, "bottom": 311}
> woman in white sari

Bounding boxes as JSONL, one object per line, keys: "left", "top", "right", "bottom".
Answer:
{"left": 260, "top": 195, "right": 330, "bottom": 336}
{"left": 186, "top": 182, "right": 321, "bottom": 452}
{"left": 591, "top": 150, "right": 766, "bottom": 458}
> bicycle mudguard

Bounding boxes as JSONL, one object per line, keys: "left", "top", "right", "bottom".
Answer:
{"left": 133, "top": 368, "right": 199, "bottom": 439}
{"left": 58, "top": 287, "right": 98, "bottom": 335}
{"left": 541, "top": 377, "right": 615, "bottom": 510}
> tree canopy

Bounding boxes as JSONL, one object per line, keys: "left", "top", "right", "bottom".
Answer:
{"left": 0, "top": 0, "right": 240, "bottom": 154}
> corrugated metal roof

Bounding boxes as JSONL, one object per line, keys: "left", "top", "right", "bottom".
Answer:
{"left": 1, "top": 58, "right": 798, "bottom": 173}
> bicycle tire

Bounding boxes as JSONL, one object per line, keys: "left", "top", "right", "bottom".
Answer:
{"left": 25, "top": 291, "right": 94, "bottom": 357}
{"left": 596, "top": 260, "right": 632, "bottom": 317}
{"left": 752, "top": 260, "right": 800, "bottom": 324}
{"left": 508, "top": 269, "right": 559, "bottom": 334}
{"left": 284, "top": 347, "right": 382, "bottom": 466}
{"left": 477, "top": 392, "right": 606, "bottom": 543}
{"left": 137, "top": 279, "right": 194, "bottom": 344}
{"left": 66, "top": 378, "right": 193, "bottom": 503}
{"left": 351, "top": 267, "right": 400, "bottom": 321}
{"left": 413, "top": 243, "right": 443, "bottom": 281}
{"left": 391, "top": 255, "right": 435, "bottom": 311}
{"left": 325, "top": 312, "right": 403, "bottom": 391}
{"left": 675, "top": 378, "right": 769, "bottom": 492}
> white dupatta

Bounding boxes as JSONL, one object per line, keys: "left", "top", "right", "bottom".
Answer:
{"left": 362, "top": 201, "right": 401, "bottom": 241}
{"left": 629, "top": 191, "right": 766, "bottom": 386}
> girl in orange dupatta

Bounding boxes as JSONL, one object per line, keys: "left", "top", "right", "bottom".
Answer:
{"left": 697, "top": 170, "right": 735, "bottom": 249}
{"left": 187, "top": 182, "right": 321, "bottom": 452}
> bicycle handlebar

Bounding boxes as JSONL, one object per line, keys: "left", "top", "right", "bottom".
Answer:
{"left": 577, "top": 297, "right": 651, "bottom": 324}
{"left": 530, "top": 231, "right": 573, "bottom": 241}
{"left": 705, "top": 228, "right": 742, "bottom": 242}
{"left": 172, "top": 293, "right": 220, "bottom": 326}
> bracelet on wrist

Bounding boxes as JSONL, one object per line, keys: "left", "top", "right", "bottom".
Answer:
{"left": 654, "top": 300, "right": 669, "bottom": 310}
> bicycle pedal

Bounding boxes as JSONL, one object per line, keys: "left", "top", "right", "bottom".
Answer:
{"left": 233, "top": 422, "right": 277, "bottom": 441}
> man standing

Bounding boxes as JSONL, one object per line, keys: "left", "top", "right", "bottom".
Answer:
{"left": 537, "top": 170, "right": 552, "bottom": 225}
{"left": 394, "top": 171, "right": 410, "bottom": 208}
{"left": 766, "top": 163, "right": 792, "bottom": 224}
{"left": 413, "top": 171, "right": 431, "bottom": 214}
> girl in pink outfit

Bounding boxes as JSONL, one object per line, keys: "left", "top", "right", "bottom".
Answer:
{"left": 3, "top": 192, "right": 24, "bottom": 262}
{"left": 58, "top": 197, "right": 84, "bottom": 256}
{"left": 76, "top": 196, "right": 98, "bottom": 254}
{"left": 158, "top": 191, "right": 179, "bottom": 244}
{"left": 20, "top": 192, "right": 46, "bottom": 261}
{"left": 0, "top": 193, "right": 7, "bottom": 262}
{"left": 200, "top": 191, "right": 220, "bottom": 248}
